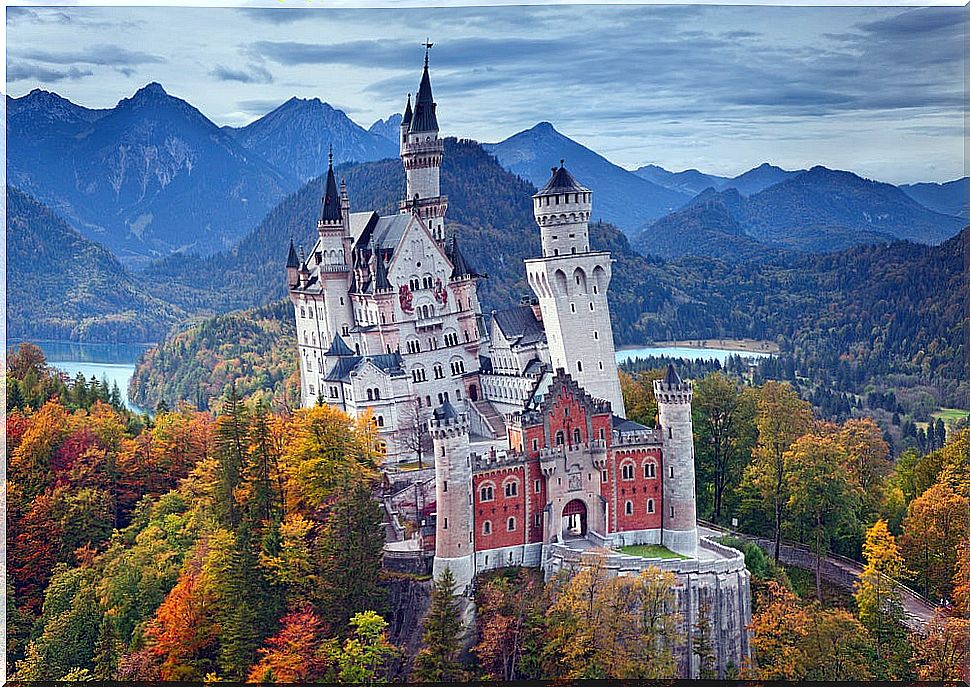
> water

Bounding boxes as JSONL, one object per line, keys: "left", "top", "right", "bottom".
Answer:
{"left": 15, "top": 340, "right": 151, "bottom": 412}
{"left": 615, "top": 345, "right": 772, "bottom": 365}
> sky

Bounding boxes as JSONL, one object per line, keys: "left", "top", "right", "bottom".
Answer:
{"left": 6, "top": 3, "right": 967, "bottom": 183}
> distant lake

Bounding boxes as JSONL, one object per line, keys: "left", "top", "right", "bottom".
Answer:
{"left": 615, "top": 345, "right": 772, "bottom": 365}
{"left": 18, "top": 340, "right": 151, "bottom": 412}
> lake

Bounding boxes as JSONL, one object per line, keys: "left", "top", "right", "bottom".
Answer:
{"left": 22, "top": 340, "right": 150, "bottom": 412}
{"left": 615, "top": 345, "right": 772, "bottom": 365}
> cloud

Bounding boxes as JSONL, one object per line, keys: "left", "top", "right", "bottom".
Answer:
{"left": 235, "top": 8, "right": 317, "bottom": 24}
{"left": 19, "top": 43, "right": 166, "bottom": 67}
{"left": 7, "top": 62, "right": 94, "bottom": 83}
{"left": 858, "top": 7, "right": 964, "bottom": 39}
{"left": 211, "top": 63, "right": 274, "bottom": 84}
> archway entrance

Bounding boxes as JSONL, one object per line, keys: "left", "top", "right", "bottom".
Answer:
{"left": 562, "top": 499, "right": 587, "bottom": 539}
{"left": 469, "top": 383, "right": 479, "bottom": 402}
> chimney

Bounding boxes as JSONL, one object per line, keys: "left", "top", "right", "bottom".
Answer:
{"left": 530, "top": 297, "right": 542, "bottom": 322}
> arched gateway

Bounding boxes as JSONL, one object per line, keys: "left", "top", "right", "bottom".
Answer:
{"left": 562, "top": 499, "right": 587, "bottom": 538}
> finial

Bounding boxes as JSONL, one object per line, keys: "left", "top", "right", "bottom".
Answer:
{"left": 328, "top": 143, "right": 333, "bottom": 167}
{"left": 560, "top": 159, "right": 565, "bottom": 167}
{"left": 422, "top": 38, "right": 433, "bottom": 67}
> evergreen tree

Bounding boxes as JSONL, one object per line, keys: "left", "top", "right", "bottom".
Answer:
{"left": 694, "top": 596, "right": 717, "bottom": 679}
{"left": 413, "top": 568, "right": 466, "bottom": 682}
{"left": 212, "top": 387, "right": 249, "bottom": 528}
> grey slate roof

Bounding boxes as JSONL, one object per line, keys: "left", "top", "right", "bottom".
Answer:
{"left": 402, "top": 93, "right": 413, "bottom": 128}
{"left": 409, "top": 58, "right": 438, "bottom": 133}
{"left": 373, "top": 248, "right": 393, "bottom": 291}
{"left": 664, "top": 363, "right": 682, "bottom": 386}
{"left": 493, "top": 306, "right": 547, "bottom": 347}
{"left": 320, "top": 153, "right": 342, "bottom": 222}
{"left": 286, "top": 239, "right": 299, "bottom": 268}
{"left": 612, "top": 415, "right": 648, "bottom": 433}
{"left": 536, "top": 163, "right": 589, "bottom": 196}
{"left": 355, "top": 214, "right": 411, "bottom": 253}
{"left": 323, "top": 352, "right": 405, "bottom": 382}
{"left": 447, "top": 235, "right": 479, "bottom": 279}
{"left": 324, "top": 334, "right": 355, "bottom": 357}
{"left": 433, "top": 398, "right": 459, "bottom": 421}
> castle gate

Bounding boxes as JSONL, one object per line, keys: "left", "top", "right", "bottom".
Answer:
{"left": 562, "top": 499, "right": 587, "bottom": 538}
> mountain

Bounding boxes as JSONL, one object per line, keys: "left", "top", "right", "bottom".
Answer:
{"left": 7, "top": 83, "right": 301, "bottom": 266}
{"left": 228, "top": 97, "right": 398, "bottom": 181}
{"left": 483, "top": 122, "right": 689, "bottom": 233}
{"left": 6, "top": 186, "right": 183, "bottom": 342}
{"left": 633, "top": 164, "right": 730, "bottom": 196}
{"left": 634, "top": 166, "right": 964, "bottom": 258}
{"left": 744, "top": 166, "right": 963, "bottom": 248}
{"left": 368, "top": 113, "right": 403, "bottom": 144}
{"left": 900, "top": 177, "right": 969, "bottom": 219}
{"left": 726, "top": 163, "right": 802, "bottom": 196}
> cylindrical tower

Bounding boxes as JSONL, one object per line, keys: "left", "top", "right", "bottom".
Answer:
{"left": 429, "top": 400, "right": 475, "bottom": 592}
{"left": 654, "top": 364, "right": 698, "bottom": 557}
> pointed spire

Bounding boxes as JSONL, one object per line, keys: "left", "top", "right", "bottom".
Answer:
{"left": 402, "top": 93, "right": 413, "bottom": 127}
{"left": 374, "top": 247, "right": 392, "bottom": 291}
{"left": 320, "top": 147, "right": 342, "bottom": 222}
{"left": 663, "top": 363, "right": 682, "bottom": 387}
{"left": 409, "top": 46, "right": 438, "bottom": 133}
{"left": 324, "top": 334, "right": 355, "bottom": 357}
{"left": 449, "top": 234, "right": 477, "bottom": 279}
{"left": 286, "top": 237, "right": 299, "bottom": 268}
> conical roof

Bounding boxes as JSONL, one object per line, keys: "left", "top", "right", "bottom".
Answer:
{"left": 433, "top": 398, "right": 459, "bottom": 421}
{"left": 373, "top": 248, "right": 392, "bottom": 291}
{"left": 320, "top": 149, "right": 342, "bottom": 222}
{"left": 664, "top": 363, "right": 682, "bottom": 386}
{"left": 535, "top": 161, "right": 589, "bottom": 196}
{"left": 409, "top": 54, "right": 438, "bottom": 133}
{"left": 286, "top": 238, "right": 299, "bottom": 268}
{"left": 448, "top": 235, "right": 477, "bottom": 279}
{"left": 402, "top": 93, "right": 413, "bottom": 127}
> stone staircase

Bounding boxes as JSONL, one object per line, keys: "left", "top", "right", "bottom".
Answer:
{"left": 468, "top": 398, "right": 506, "bottom": 439}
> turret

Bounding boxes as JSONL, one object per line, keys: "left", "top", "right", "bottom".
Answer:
{"left": 524, "top": 163, "right": 626, "bottom": 416}
{"left": 400, "top": 46, "right": 448, "bottom": 241}
{"left": 286, "top": 238, "right": 300, "bottom": 289}
{"left": 654, "top": 364, "right": 698, "bottom": 557}
{"left": 314, "top": 149, "right": 351, "bottom": 276}
{"left": 429, "top": 400, "right": 475, "bottom": 592}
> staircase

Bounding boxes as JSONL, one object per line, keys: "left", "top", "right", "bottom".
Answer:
{"left": 468, "top": 398, "right": 506, "bottom": 439}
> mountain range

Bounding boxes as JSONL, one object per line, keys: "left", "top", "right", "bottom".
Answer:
{"left": 633, "top": 162, "right": 802, "bottom": 197}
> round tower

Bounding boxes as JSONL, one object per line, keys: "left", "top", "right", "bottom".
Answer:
{"left": 429, "top": 400, "right": 475, "bottom": 592}
{"left": 654, "top": 364, "right": 698, "bottom": 557}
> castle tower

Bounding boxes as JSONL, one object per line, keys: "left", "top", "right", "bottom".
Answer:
{"left": 654, "top": 364, "right": 698, "bottom": 557}
{"left": 313, "top": 150, "right": 355, "bottom": 346}
{"left": 429, "top": 400, "right": 475, "bottom": 592}
{"left": 524, "top": 163, "right": 626, "bottom": 416}
{"left": 400, "top": 46, "right": 448, "bottom": 242}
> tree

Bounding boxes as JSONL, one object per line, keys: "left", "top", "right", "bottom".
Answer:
{"left": 693, "top": 595, "right": 716, "bottom": 678}
{"left": 899, "top": 482, "right": 970, "bottom": 600}
{"left": 247, "top": 605, "right": 337, "bottom": 683}
{"left": 212, "top": 387, "right": 249, "bottom": 528}
{"left": 743, "top": 381, "right": 813, "bottom": 560}
{"left": 784, "top": 433, "right": 858, "bottom": 601}
{"left": 619, "top": 369, "right": 664, "bottom": 428}
{"left": 397, "top": 398, "right": 432, "bottom": 468}
{"left": 692, "top": 373, "right": 756, "bottom": 521}
{"left": 413, "top": 568, "right": 466, "bottom": 682}
{"left": 854, "top": 519, "right": 910, "bottom": 678}
{"left": 316, "top": 483, "right": 386, "bottom": 633}
{"left": 474, "top": 569, "right": 546, "bottom": 681}
{"left": 910, "top": 609, "right": 970, "bottom": 681}
{"left": 335, "top": 611, "right": 397, "bottom": 684}
{"left": 837, "top": 417, "right": 891, "bottom": 515}
{"left": 952, "top": 541, "right": 970, "bottom": 619}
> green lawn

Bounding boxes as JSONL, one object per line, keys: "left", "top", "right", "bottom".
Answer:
{"left": 617, "top": 544, "right": 688, "bottom": 560}
{"left": 932, "top": 407, "right": 969, "bottom": 430}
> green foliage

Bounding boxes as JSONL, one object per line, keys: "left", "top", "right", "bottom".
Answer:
{"left": 412, "top": 568, "right": 466, "bottom": 682}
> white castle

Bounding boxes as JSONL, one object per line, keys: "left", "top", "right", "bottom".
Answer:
{"left": 287, "top": 51, "right": 751, "bottom": 677}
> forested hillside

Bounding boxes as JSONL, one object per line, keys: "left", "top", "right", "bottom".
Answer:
{"left": 6, "top": 186, "right": 184, "bottom": 343}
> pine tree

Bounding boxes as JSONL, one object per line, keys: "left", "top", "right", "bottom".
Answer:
{"left": 412, "top": 568, "right": 466, "bottom": 682}
{"left": 694, "top": 596, "right": 717, "bottom": 679}
{"left": 213, "top": 387, "right": 249, "bottom": 528}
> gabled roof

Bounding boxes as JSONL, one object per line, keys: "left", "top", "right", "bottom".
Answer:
{"left": 409, "top": 55, "right": 438, "bottom": 133}
{"left": 355, "top": 213, "right": 411, "bottom": 253}
{"left": 493, "top": 306, "right": 546, "bottom": 348}
{"left": 535, "top": 162, "right": 589, "bottom": 197}
{"left": 320, "top": 150, "right": 342, "bottom": 222}
{"left": 323, "top": 352, "right": 405, "bottom": 383}
{"left": 324, "top": 334, "right": 355, "bottom": 357}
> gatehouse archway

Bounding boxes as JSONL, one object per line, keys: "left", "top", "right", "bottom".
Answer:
{"left": 562, "top": 499, "right": 587, "bottom": 538}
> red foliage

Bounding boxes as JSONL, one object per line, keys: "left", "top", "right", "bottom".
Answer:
{"left": 248, "top": 604, "right": 334, "bottom": 683}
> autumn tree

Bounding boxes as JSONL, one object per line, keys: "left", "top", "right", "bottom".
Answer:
{"left": 910, "top": 609, "right": 970, "bottom": 681}
{"left": 247, "top": 605, "right": 336, "bottom": 683}
{"left": 854, "top": 519, "right": 911, "bottom": 678}
{"left": 953, "top": 541, "right": 970, "bottom": 619}
{"left": 474, "top": 569, "right": 546, "bottom": 681}
{"left": 335, "top": 611, "right": 397, "bottom": 684}
{"left": 412, "top": 567, "right": 466, "bottom": 682}
{"left": 837, "top": 417, "right": 892, "bottom": 516}
{"left": 619, "top": 369, "right": 664, "bottom": 427}
{"left": 692, "top": 373, "right": 756, "bottom": 521}
{"left": 784, "top": 433, "right": 858, "bottom": 601}
{"left": 899, "top": 482, "right": 970, "bottom": 600}
{"left": 742, "top": 381, "right": 813, "bottom": 559}
{"left": 397, "top": 397, "right": 432, "bottom": 468}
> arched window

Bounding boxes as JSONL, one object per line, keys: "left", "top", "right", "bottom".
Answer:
{"left": 555, "top": 431, "right": 565, "bottom": 446}
{"left": 573, "top": 428, "right": 582, "bottom": 444}
{"left": 577, "top": 360, "right": 583, "bottom": 373}
{"left": 625, "top": 500, "right": 633, "bottom": 515}
{"left": 480, "top": 484, "right": 494, "bottom": 502}
{"left": 373, "top": 388, "right": 381, "bottom": 401}
{"left": 621, "top": 462, "right": 635, "bottom": 481}
{"left": 647, "top": 498, "right": 655, "bottom": 513}
{"left": 483, "top": 520, "right": 492, "bottom": 535}
{"left": 504, "top": 480, "right": 518, "bottom": 498}
{"left": 644, "top": 461, "right": 657, "bottom": 479}
{"left": 507, "top": 517, "right": 516, "bottom": 532}
{"left": 366, "top": 389, "right": 373, "bottom": 401}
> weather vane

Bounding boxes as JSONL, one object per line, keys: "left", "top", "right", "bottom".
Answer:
{"left": 422, "top": 38, "right": 433, "bottom": 65}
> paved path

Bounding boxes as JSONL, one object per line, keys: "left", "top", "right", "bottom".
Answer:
{"left": 698, "top": 520, "right": 938, "bottom": 632}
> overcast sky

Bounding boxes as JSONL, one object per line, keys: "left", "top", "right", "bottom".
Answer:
{"left": 6, "top": 4, "right": 966, "bottom": 183}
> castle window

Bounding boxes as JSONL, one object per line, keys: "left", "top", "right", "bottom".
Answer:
{"left": 480, "top": 485, "right": 494, "bottom": 502}
{"left": 571, "top": 247, "right": 576, "bottom": 254}
{"left": 593, "top": 330, "right": 599, "bottom": 340}
{"left": 504, "top": 480, "right": 518, "bottom": 498}
{"left": 573, "top": 428, "right": 581, "bottom": 444}
{"left": 554, "top": 249, "right": 559, "bottom": 256}
{"left": 300, "top": 306, "right": 305, "bottom": 318}
{"left": 669, "top": 427, "right": 673, "bottom": 439}
{"left": 534, "top": 513, "right": 542, "bottom": 527}
{"left": 532, "top": 438, "right": 539, "bottom": 452}
{"left": 309, "top": 384, "right": 315, "bottom": 395}
{"left": 669, "top": 466, "right": 674, "bottom": 478}
{"left": 599, "top": 362, "right": 604, "bottom": 370}
{"left": 340, "top": 297, "right": 345, "bottom": 305}
{"left": 621, "top": 462, "right": 635, "bottom": 481}
{"left": 570, "top": 303, "right": 576, "bottom": 313}
{"left": 555, "top": 431, "right": 565, "bottom": 446}
{"left": 377, "top": 416, "right": 385, "bottom": 427}
{"left": 669, "top": 505, "right": 674, "bottom": 518}
{"left": 507, "top": 517, "right": 516, "bottom": 531}
{"left": 443, "top": 480, "right": 448, "bottom": 493}
{"left": 577, "top": 360, "right": 583, "bottom": 373}
{"left": 589, "top": 302, "right": 594, "bottom": 311}
{"left": 434, "top": 364, "right": 444, "bottom": 379}
{"left": 601, "top": 470, "right": 608, "bottom": 482}
{"left": 376, "top": 441, "right": 387, "bottom": 454}
{"left": 342, "top": 325, "right": 350, "bottom": 336}
{"left": 599, "top": 428, "right": 605, "bottom": 440}
{"left": 625, "top": 500, "right": 633, "bottom": 515}
{"left": 534, "top": 480, "right": 541, "bottom": 493}
{"left": 648, "top": 499, "right": 655, "bottom": 513}
{"left": 366, "top": 389, "right": 373, "bottom": 401}
{"left": 410, "top": 277, "right": 420, "bottom": 291}
{"left": 483, "top": 520, "right": 492, "bottom": 535}
{"left": 330, "top": 387, "right": 338, "bottom": 398}
{"left": 456, "top": 389, "right": 462, "bottom": 400}
{"left": 644, "top": 461, "right": 657, "bottom": 479}
{"left": 443, "top": 517, "right": 448, "bottom": 530}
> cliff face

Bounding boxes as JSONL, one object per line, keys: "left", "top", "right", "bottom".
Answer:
{"left": 383, "top": 575, "right": 432, "bottom": 679}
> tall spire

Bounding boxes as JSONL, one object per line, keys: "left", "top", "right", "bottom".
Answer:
{"left": 286, "top": 237, "right": 299, "bottom": 268}
{"left": 409, "top": 42, "right": 438, "bottom": 133}
{"left": 402, "top": 93, "right": 413, "bottom": 128}
{"left": 320, "top": 145, "right": 342, "bottom": 222}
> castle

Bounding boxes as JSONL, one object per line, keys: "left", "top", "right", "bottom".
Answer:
{"left": 288, "top": 50, "right": 751, "bottom": 677}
